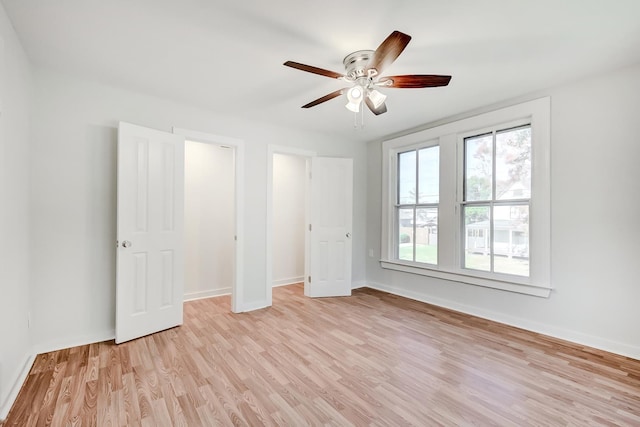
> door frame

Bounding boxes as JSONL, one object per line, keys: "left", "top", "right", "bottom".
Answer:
{"left": 266, "top": 145, "right": 316, "bottom": 306}
{"left": 173, "top": 127, "right": 245, "bottom": 313}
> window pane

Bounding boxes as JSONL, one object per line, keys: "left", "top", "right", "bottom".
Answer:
{"left": 496, "top": 126, "right": 531, "bottom": 200}
{"left": 415, "top": 208, "right": 437, "bottom": 264}
{"left": 464, "top": 205, "right": 490, "bottom": 271}
{"left": 398, "top": 151, "right": 416, "bottom": 204}
{"left": 493, "top": 205, "right": 529, "bottom": 276}
{"left": 464, "top": 134, "right": 493, "bottom": 201}
{"left": 398, "top": 207, "right": 414, "bottom": 261}
{"left": 418, "top": 146, "right": 439, "bottom": 204}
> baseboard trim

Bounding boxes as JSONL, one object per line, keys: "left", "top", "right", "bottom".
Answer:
{"left": 351, "top": 280, "right": 367, "bottom": 290}
{"left": 364, "top": 281, "right": 640, "bottom": 361}
{"left": 184, "top": 288, "right": 231, "bottom": 302}
{"left": 239, "top": 300, "right": 270, "bottom": 313}
{"left": 272, "top": 277, "right": 304, "bottom": 288}
{"left": 34, "top": 329, "right": 116, "bottom": 356}
{"left": 1, "top": 353, "right": 36, "bottom": 421}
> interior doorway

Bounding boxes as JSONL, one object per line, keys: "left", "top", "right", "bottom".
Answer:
{"left": 266, "top": 146, "right": 315, "bottom": 306}
{"left": 173, "top": 127, "right": 244, "bottom": 313}
{"left": 272, "top": 153, "right": 307, "bottom": 287}
{"left": 184, "top": 140, "right": 235, "bottom": 301}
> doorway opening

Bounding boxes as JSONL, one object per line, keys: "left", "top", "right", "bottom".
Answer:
{"left": 272, "top": 153, "right": 306, "bottom": 285}
{"left": 266, "top": 146, "right": 315, "bottom": 306}
{"left": 174, "top": 128, "right": 244, "bottom": 313}
{"left": 184, "top": 140, "right": 235, "bottom": 302}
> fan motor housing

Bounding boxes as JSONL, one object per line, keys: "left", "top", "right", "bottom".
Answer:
{"left": 343, "top": 50, "right": 374, "bottom": 81}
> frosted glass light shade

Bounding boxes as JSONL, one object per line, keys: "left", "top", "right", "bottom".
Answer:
{"left": 346, "top": 86, "right": 363, "bottom": 112}
{"left": 368, "top": 89, "right": 387, "bottom": 108}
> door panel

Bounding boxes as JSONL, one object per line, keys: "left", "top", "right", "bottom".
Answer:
{"left": 116, "top": 122, "right": 185, "bottom": 343}
{"left": 308, "top": 157, "right": 353, "bottom": 297}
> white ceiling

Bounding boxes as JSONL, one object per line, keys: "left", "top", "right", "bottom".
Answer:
{"left": 3, "top": 0, "right": 640, "bottom": 142}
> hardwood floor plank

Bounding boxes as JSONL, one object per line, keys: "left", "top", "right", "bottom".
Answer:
{"left": 310, "top": 397, "right": 353, "bottom": 426}
{"left": 198, "top": 383, "right": 239, "bottom": 426}
{"left": 3, "top": 284, "right": 640, "bottom": 426}
{"left": 25, "top": 371, "right": 53, "bottom": 421}
{"left": 62, "top": 365, "right": 87, "bottom": 424}
{"left": 160, "top": 384, "right": 187, "bottom": 426}
{"left": 151, "top": 397, "right": 175, "bottom": 426}
{"left": 81, "top": 379, "right": 98, "bottom": 426}
{"left": 120, "top": 372, "right": 140, "bottom": 425}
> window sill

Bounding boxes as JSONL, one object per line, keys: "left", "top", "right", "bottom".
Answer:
{"left": 379, "top": 260, "right": 552, "bottom": 298}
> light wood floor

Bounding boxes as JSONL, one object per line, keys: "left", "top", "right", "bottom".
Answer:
{"left": 3, "top": 284, "right": 640, "bottom": 426}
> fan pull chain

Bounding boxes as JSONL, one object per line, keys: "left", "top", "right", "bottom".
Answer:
{"left": 352, "top": 107, "right": 366, "bottom": 129}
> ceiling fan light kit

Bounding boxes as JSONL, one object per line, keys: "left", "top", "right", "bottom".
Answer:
{"left": 368, "top": 89, "right": 387, "bottom": 109}
{"left": 284, "top": 30, "right": 452, "bottom": 125}
{"left": 345, "top": 86, "right": 363, "bottom": 113}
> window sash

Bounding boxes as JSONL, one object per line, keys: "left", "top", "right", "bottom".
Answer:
{"left": 460, "top": 123, "right": 532, "bottom": 277}
{"left": 395, "top": 204, "right": 439, "bottom": 264}
{"left": 461, "top": 200, "right": 530, "bottom": 276}
{"left": 394, "top": 144, "right": 439, "bottom": 265}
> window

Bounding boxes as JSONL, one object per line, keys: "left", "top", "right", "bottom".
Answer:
{"left": 463, "top": 125, "right": 531, "bottom": 277}
{"left": 380, "top": 98, "right": 551, "bottom": 297}
{"left": 396, "top": 145, "right": 439, "bottom": 265}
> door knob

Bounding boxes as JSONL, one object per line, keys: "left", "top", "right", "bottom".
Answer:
{"left": 346, "top": 232, "right": 351, "bottom": 238}
{"left": 122, "top": 240, "right": 132, "bottom": 248}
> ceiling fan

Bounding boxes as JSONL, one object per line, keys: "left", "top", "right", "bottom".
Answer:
{"left": 284, "top": 31, "right": 451, "bottom": 116}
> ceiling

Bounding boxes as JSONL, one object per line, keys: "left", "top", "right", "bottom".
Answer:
{"left": 3, "top": 0, "right": 640, "bottom": 143}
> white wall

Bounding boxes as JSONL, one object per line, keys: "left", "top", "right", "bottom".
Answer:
{"left": 366, "top": 63, "right": 640, "bottom": 359}
{"left": 184, "top": 140, "right": 234, "bottom": 299}
{"left": 272, "top": 153, "right": 306, "bottom": 286}
{"left": 0, "top": 3, "right": 32, "bottom": 419}
{"left": 28, "top": 68, "right": 368, "bottom": 352}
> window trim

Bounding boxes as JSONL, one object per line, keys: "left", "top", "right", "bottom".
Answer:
{"left": 381, "top": 97, "right": 551, "bottom": 297}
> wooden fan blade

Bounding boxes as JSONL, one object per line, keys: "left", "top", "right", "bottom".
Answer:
{"left": 365, "top": 97, "right": 387, "bottom": 115}
{"left": 379, "top": 74, "right": 452, "bottom": 88}
{"left": 284, "top": 61, "right": 344, "bottom": 79}
{"left": 302, "top": 89, "right": 345, "bottom": 108}
{"left": 366, "top": 31, "right": 412, "bottom": 75}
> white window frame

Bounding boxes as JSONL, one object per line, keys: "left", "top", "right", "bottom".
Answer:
{"left": 380, "top": 97, "right": 551, "bottom": 297}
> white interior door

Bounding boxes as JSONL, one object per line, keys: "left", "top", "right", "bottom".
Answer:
{"left": 307, "top": 157, "right": 353, "bottom": 297}
{"left": 116, "top": 122, "right": 185, "bottom": 344}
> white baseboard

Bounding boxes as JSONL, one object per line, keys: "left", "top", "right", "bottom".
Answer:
{"left": 272, "top": 277, "right": 304, "bottom": 288}
{"left": 239, "top": 300, "right": 269, "bottom": 313}
{"left": 184, "top": 288, "right": 231, "bottom": 302}
{"left": 34, "top": 329, "right": 116, "bottom": 356}
{"left": 351, "top": 280, "right": 367, "bottom": 290}
{"left": 1, "top": 353, "right": 36, "bottom": 421}
{"left": 364, "top": 281, "right": 640, "bottom": 361}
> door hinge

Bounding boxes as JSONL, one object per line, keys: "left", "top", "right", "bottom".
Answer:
{"left": 308, "top": 275, "right": 311, "bottom": 283}
{"left": 309, "top": 224, "right": 312, "bottom": 232}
